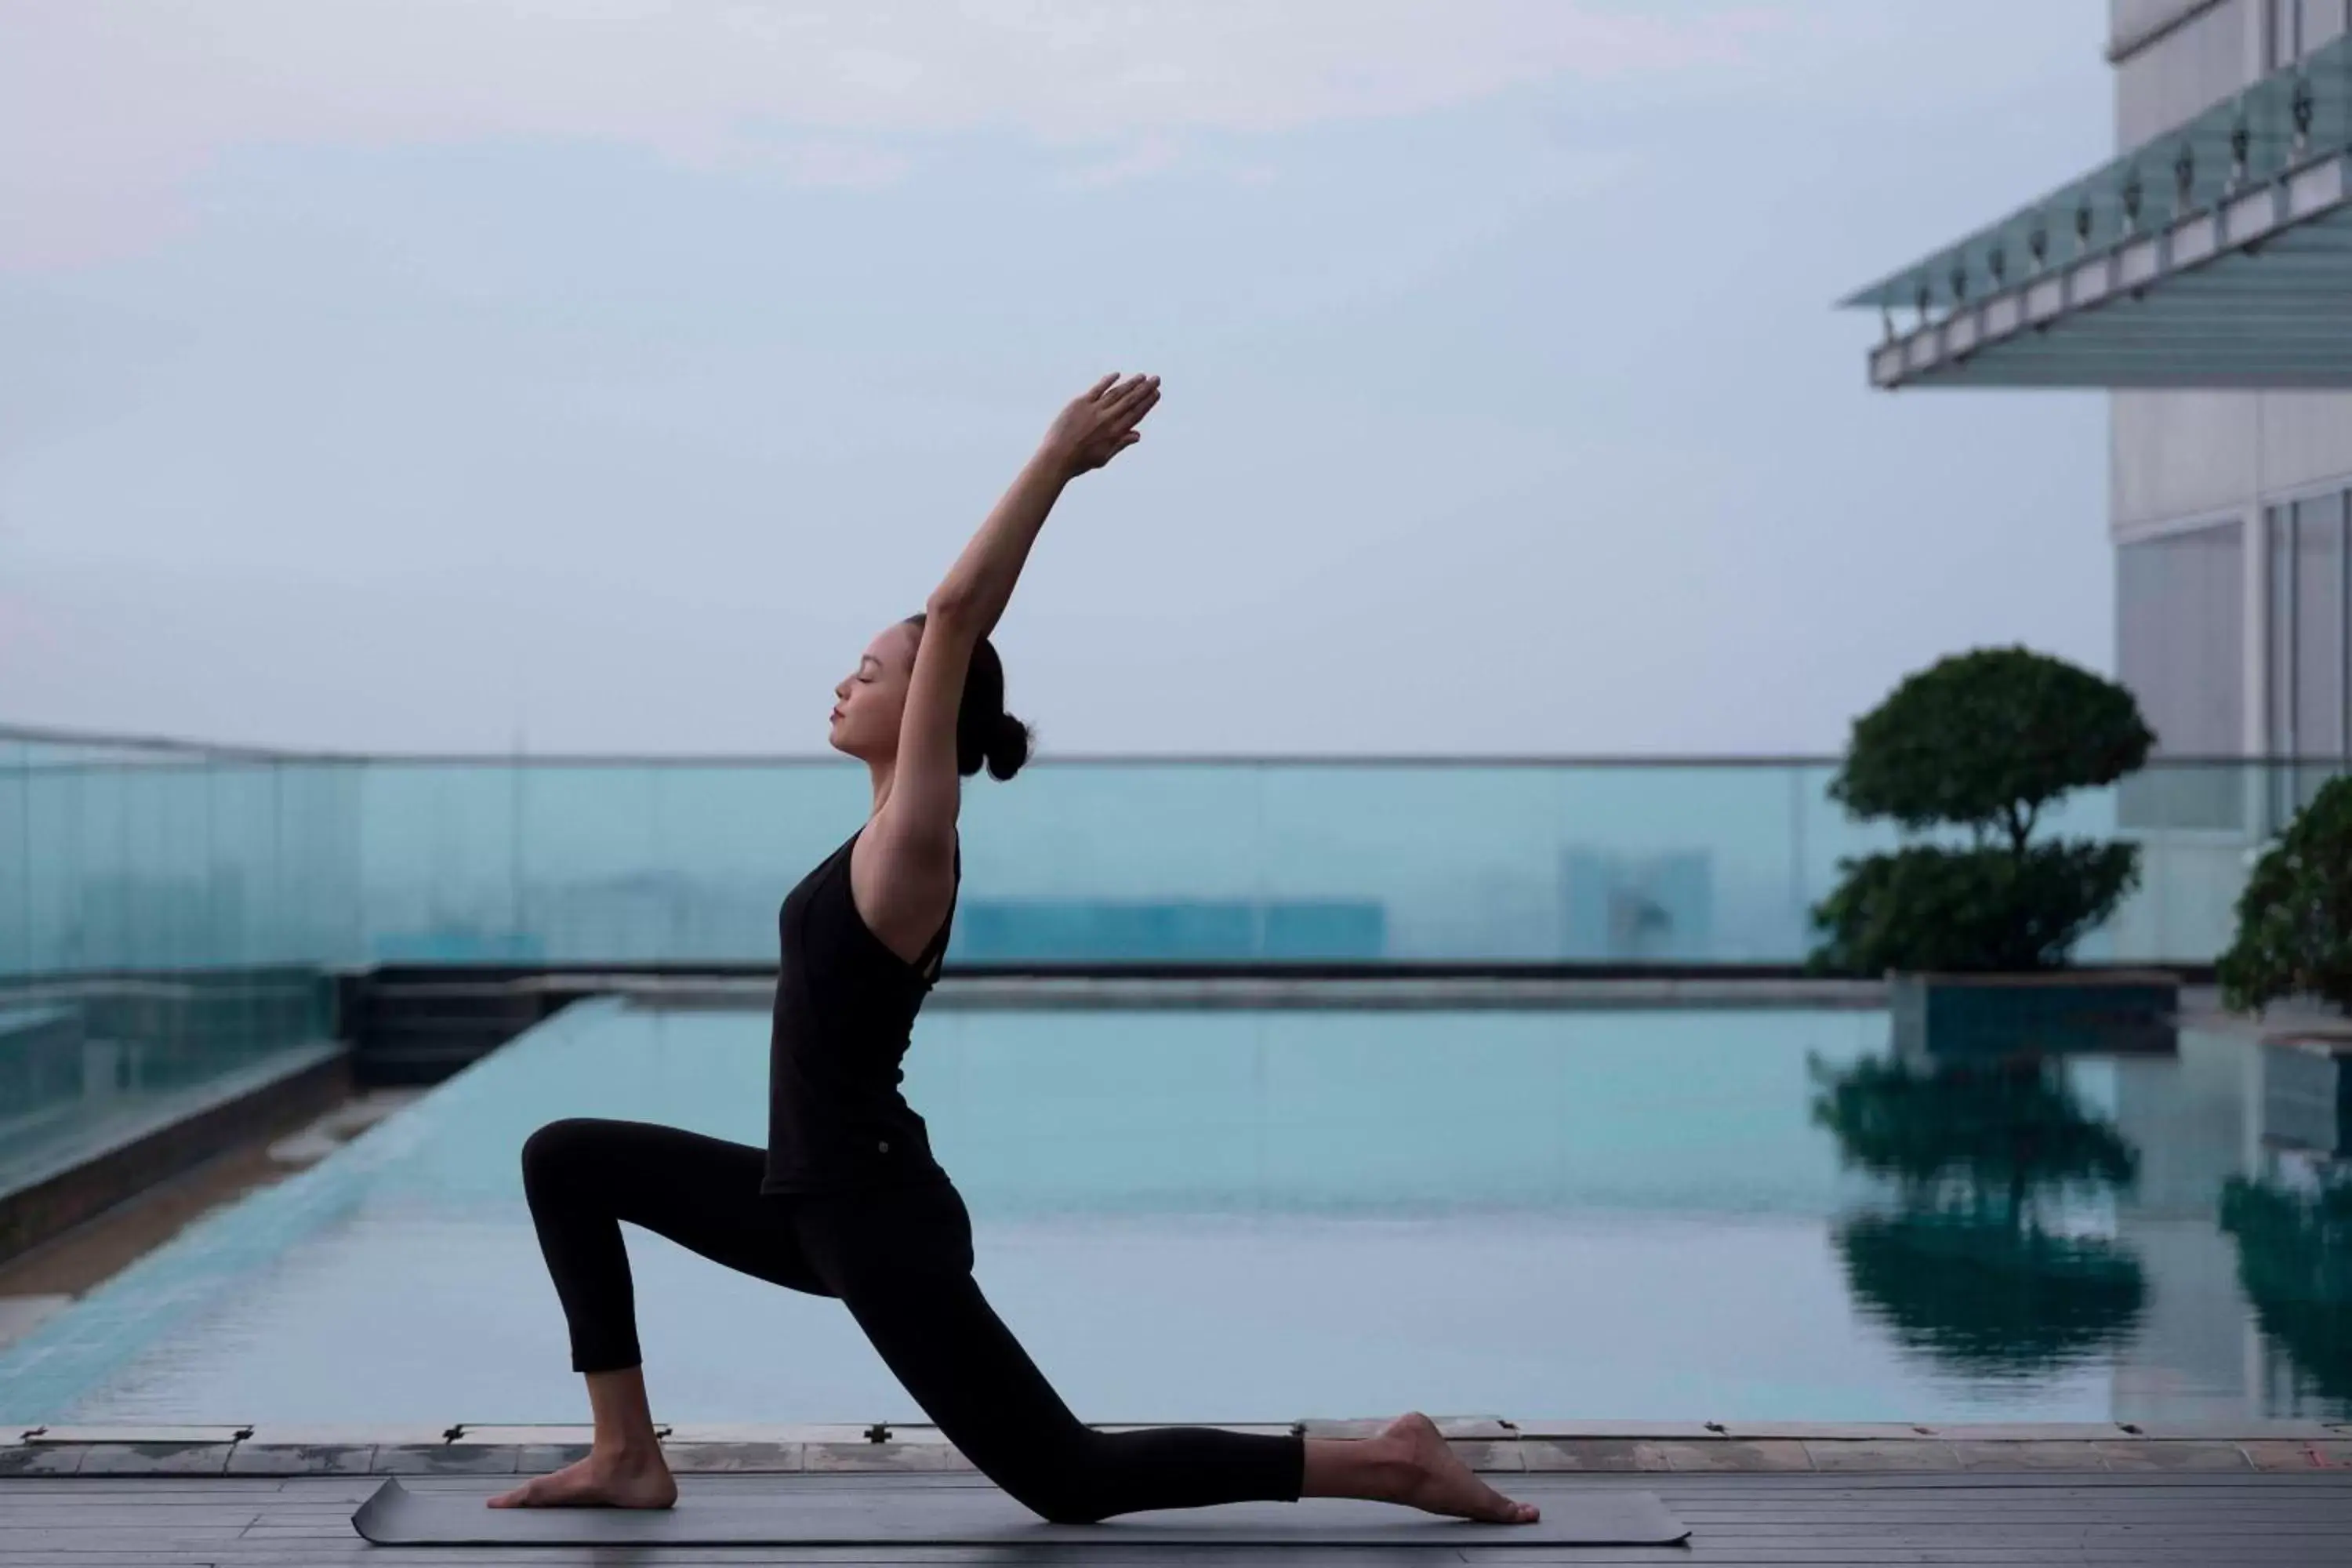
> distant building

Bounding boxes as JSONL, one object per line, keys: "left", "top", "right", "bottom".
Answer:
{"left": 1845, "top": 2, "right": 2352, "bottom": 954}
{"left": 1848, "top": 2, "right": 2350, "bottom": 787}
{"left": 1559, "top": 849, "right": 1713, "bottom": 961}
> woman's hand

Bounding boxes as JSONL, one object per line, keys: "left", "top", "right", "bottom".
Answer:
{"left": 1040, "top": 372, "right": 1161, "bottom": 478}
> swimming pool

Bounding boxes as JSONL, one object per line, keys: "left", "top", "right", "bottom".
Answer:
{"left": 2, "top": 1001, "right": 2343, "bottom": 1427}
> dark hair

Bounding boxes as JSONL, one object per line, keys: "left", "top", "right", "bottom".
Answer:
{"left": 903, "top": 613, "right": 1033, "bottom": 781}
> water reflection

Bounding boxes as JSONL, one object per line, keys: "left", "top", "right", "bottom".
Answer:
{"left": 1812, "top": 1054, "right": 2147, "bottom": 1377}
{"left": 12, "top": 1000, "right": 2351, "bottom": 1425}
{"left": 2221, "top": 1174, "right": 2352, "bottom": 1406}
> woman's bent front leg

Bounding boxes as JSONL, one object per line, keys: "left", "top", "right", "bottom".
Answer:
{"left": 491, "top": 1118, "right": 830, "bottom": 1509}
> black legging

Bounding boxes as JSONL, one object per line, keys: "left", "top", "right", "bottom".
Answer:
{"left": 519, "top": 1118, "right": 1306, "bottom": 1523}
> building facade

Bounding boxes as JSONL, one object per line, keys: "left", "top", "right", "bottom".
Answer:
{"left": 2110, "top": 1, "right": 2350, "bottom": 786}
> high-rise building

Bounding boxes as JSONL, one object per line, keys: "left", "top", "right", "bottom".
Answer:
{"left": 1847, "top": 2, "right": 2352, "bottom": 799}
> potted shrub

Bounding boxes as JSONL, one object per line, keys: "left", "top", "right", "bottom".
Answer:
{"left": 1810, "top": 647, "right": 2168, "bottom": 1059}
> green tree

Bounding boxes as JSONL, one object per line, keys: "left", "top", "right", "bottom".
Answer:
{"left": 2218, "top": 775, "right": 2352, "bottom": 1014}
{"left": 1813, "top": 648, "right": 2154, "bottom": 975}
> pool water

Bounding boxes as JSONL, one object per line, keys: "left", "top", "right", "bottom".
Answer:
{"left": 1, "top": 1001, "right": 2343, "bottom": 1427}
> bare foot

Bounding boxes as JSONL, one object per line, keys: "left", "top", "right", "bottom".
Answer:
{"left": 487, "top": 1446, "right": 678, "bottom": 1509}
{"left": 1380, "top": 1413, "right": 1540, "bottom": 1524}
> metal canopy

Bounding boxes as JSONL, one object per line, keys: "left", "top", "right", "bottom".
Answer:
{"left": 1845, "top": 33, "right": 2352, "bottom": 390}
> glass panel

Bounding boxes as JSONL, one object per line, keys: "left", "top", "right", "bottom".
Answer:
{"left": 0, "top": 741, "right": 23, "bottom": 980}
{"left": 0, "top": 731, "right": 2307, "bottom": 993}
{"left": 0, "top": 735, "right": 347, "bottom": 1205}
{"left": 2270, "top": 506, "right": 2298, "bottom": 755}
{"left": 2265, "top": 508, "right": 2299, "bottom": 831}
{"left": 1857, "top": 26, "right": 2352, "bottom": 317}
{"left": 359, "top": 763, "right": 525, "bottom": 963}
{"left": 2294, "top": 493, "right": 2347, "bottom": 758}
{"left": 2118, "top": 521, "right": 2246, "bottom": 760}
{"left": 2270, "top": 0, "right": 2301, "bottom": 69}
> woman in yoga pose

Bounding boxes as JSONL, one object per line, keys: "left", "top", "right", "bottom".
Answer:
{"left": 491, "top": 374, "right": 1537, "bottom": 1526}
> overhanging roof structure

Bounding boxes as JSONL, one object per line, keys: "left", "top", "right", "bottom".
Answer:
{"left": 1844, "top": 33, "right": 2352, "bottom": 390}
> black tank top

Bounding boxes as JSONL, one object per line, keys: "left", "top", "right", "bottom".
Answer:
{"left": 761, "top": 826, "right": 957, "bottom": 1193}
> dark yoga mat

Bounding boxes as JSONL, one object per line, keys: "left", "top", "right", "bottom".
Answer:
{"left": 352, "top": 1477, "right": 1690, "bottom": 1547}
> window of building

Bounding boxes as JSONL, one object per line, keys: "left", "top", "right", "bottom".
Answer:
{"left": 2267, "top": 0, "right": 2349, "bottom": 63}
{"left": 2265, "top": 491, "right": 2350, "bottom": 825}
{"left": 2268, "top": 0, "right": 2306, "bottom": 68}
{"left": 2118, "top": 0, "right": 2255, "bottom": 147}
{"left": 2119, "top": 520, "right": 2249, "bottom": 830}
{"left": 2122, "top": 521, "right": 2247, "bottom": 757}
{"left": 2270, "top": 503, "right": 2296, "bottom": 753}
{"left": 2295, "top": 493, "right": 2346, "bottom": 757}
{"left": 2267, "top": 493, "right": 2350, "bottom": 760}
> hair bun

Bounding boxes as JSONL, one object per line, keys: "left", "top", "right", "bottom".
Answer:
{"left": 984, "top": 712, "right": 1033, "bottom": 782}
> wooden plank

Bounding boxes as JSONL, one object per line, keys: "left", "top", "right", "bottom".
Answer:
{"left": 0, "top": 1494, "right": 238, "bottom": 1508}
{"left": 1616, "top": 1478, "right": 2323, "bottom": 1501}
{"left": 3, "top": 1469, "right": 2350, "bottom": 1568}
{"left": 256, "top": 1558, "right": 1477, "bottom": 1568}
{"left": 1664, "top": 1508, "right": 2352, "bottom": 1523}
{"left": 0, "top": 1528, "right": 259, "bottom": 1544}
{"left": 1662, "top": 1494, "right": 2352, "bottom": 1512}
{"left": 0, "top": 1481, "right": 270, "bottom": 1496}
{"left": 303, "top": 1468, "right": 2340, "bottom": 1497}
{"left": 14, "top": 1469, "right": 2352, "bottom": 1498}
{"left": 0, "top": 1508, "right": 263, "bottom": 1527}
{"left": 196, "top": 1552, "right": 1041, "bottom": 1567}
{"left": 9, "top": 1548, "right": 2347, "bottom": 1568}
{"left": 1646, "top": 1496, "right": 2350, "bottom": 1506}
{"left": 1471, "top": 1556, "right": 2352, "bottom": 1566}
{"left": 247, "top": 1510, "right": 2352, "bottom": 1532}
{"left": 1610, "top": 1523, "right": 2352, "bottom": 1540}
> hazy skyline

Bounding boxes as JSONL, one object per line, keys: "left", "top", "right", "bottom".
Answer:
{"left": 3, "top": 2, "right": 2114, "bottom": 756}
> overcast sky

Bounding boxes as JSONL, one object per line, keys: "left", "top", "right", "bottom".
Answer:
{"left": 1, "top": 2, "right": 2116, "bottom": 757}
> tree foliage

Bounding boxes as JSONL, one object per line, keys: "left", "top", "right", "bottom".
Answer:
{"left": 1812, "top": 648, "right": 2153, "bottom": 974}
{"left": 1810, "top": 843, "right": 2140, "bottom": 975}
{"left": 1831, "top": 648, "right": 2154, "bottom": 850}
{"left": 2218, "top": 775, "right": 2352, "bottom": 1014}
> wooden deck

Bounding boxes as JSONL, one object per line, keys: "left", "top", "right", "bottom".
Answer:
{"left": 5, "top": 1468, "right": 2351, "bottom": 1565}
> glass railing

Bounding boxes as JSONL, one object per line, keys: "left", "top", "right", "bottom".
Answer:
{"left": 4, "top": 728, "right": 2341, "bottom": 977}
{"left": 0, "top": 733, "right": 351, "bottom": 1198}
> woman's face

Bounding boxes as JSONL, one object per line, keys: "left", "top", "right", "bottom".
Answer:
{"left": 829, "top": 621, "right": 920, "bottom": 761}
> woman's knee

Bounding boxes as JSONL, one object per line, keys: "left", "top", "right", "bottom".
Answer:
{"left": 1010, "top": 1473, "right": 1109, "bottom": 1526}
{"left": 521, "top": 1116, "right": 611, "bottom": 1190}
{"left": 985, "top": 1432, "right": 1115, "bottom": 1525}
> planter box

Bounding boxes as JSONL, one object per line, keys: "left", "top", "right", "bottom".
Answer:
{"left": 1891, "top": 971, "right": 2180, "bottom": 1065}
